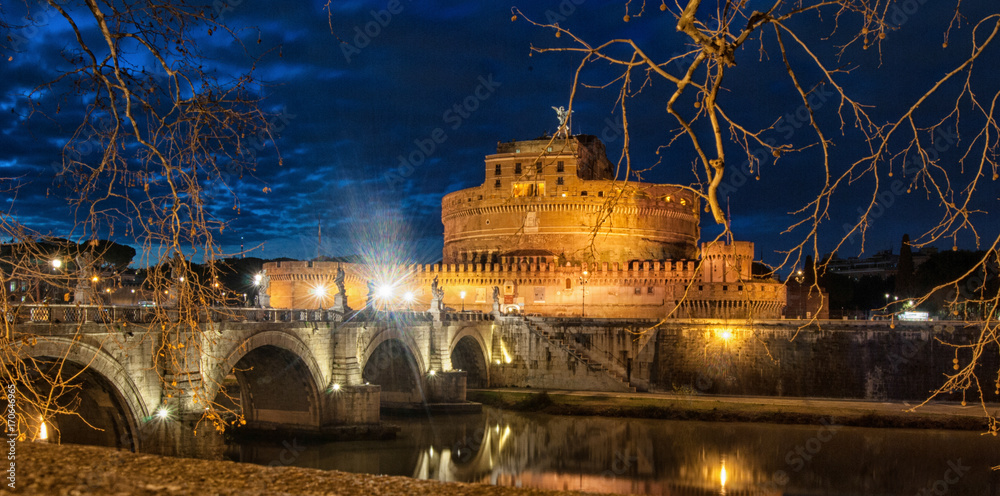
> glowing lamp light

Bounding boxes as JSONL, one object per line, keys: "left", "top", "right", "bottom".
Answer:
{"left": 428, "top": 370, "right": 436, "bottom": 376}
{"left": 403, "top": 291, "right": 415, "bottom": 302}
{"left": 91, "top": 276, "right": 99, "bottom": 283}
{"left": 178, "top": 276, "right": 185, "bottom": 282}
{"left": 720, "top": 330, "right": 733, "bottom": 341}
{"left": 313, "top": 286, "right": 327, "bottom": 297}
{"left": 332, "top": 383, "right": 341, "bottom": 391}
{"left": 376, "top": 285, "right": 393, "bottom": 299}
{"left": 156, "top": 407, "right": 170, "bottom": 420}
{"left": 38, "top": 419, "right": 48, "bottom": 441}
{"left": 50, "top": 259, "right": 61, "bottom": 269}
{"left": 253, "top": 273, "right": 263, "bottom": 285}
{"left": 460, "top": 291, "right": 467, "bottom": 299}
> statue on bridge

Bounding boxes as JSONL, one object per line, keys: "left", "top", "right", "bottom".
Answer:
{"left": 335, "top": 265, "right": 346, "bottom": 295}
{"left": 332, "top": 265, "right": 349, "bottom": 315}
{"left": 430, "top": 275, "right": 444, "bottom": 313}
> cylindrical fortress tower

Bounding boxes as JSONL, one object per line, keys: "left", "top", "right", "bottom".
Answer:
{"left": 441, "top": 135, "right": 699, "bottom": 264}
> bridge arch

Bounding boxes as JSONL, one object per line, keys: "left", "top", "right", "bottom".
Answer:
{"left": 211, "top": 331, "right": 326, "bottom": 428}
{"left": 23, "top": 338, "right": 147, "bottom": 450}
{"left": 360, "top": 326, "right": 426, "bottom": 377}
{"left": 360, "top": 327, "right": 426, "bottom": 404}
{"left": 449, "top": 327, "right": 491, "bottom": 388}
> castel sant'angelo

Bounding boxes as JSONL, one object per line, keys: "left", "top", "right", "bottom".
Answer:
{"left": 263, "top": 131, "right": 786, "bottom": 319}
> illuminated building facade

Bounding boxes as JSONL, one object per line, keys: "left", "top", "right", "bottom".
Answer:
{"left": 265, "top": 135, "right": 786, "bottom": 319}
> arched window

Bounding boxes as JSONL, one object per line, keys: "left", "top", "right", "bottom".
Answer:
{"left": 565, "top": 278, "right": 572, "bottom": 289}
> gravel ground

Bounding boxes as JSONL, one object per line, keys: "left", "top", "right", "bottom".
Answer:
{"left": 3, "top": 442, "right": 604, "bottom": 496}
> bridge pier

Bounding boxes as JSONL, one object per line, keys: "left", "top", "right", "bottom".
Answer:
{"left": 426, "top": 370, "right": 467, "bottom": 403}
{"left": 141, "top": 412, "right": 225, "bottom": 459}
{"left": 427, "top": 321, "right": 453, "bottom": 373}
{"left": 330, "top": 324, "right": 364, "bottom": 385}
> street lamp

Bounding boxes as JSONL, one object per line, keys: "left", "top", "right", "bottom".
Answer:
{"left": 460, "top": 290, "right": 466, "bottom": 312}
{"left": 50, "top": 259, "right": 61, "bottom": 271}
{"left": 313, "top": 286, "right": 327, "bottom": 310}
{"left": 579, "top": 270, "right": 589, "bottom": 317}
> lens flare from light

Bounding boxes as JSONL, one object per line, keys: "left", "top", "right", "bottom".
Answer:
{"left": 376, "top": 285, "right": 394, "bottom": 299}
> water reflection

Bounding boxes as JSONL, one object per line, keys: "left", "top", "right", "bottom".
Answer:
{"left": 226, "top": 407, "right": 1000, "bottom": 495}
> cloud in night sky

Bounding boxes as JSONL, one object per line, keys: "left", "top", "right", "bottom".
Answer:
{"left": 2, "top": 1, "right": 998, "bottom": 265}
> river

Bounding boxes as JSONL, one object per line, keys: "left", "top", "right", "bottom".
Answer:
{"left": 226, "top": 407, "right": 1000, "bottom": 495}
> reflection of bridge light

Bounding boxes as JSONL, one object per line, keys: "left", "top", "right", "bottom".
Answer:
{"left": 499, "top": 425, "right": 511, "bottom": 449}
{"left": 720, "top": 461, "right": 727, "bottom": 488}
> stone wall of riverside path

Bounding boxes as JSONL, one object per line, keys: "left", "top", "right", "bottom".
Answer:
{"left": 651, "top": 320, "right": 1000, "bottom": 401}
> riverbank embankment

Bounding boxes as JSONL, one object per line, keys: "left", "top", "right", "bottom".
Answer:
{"left": 2, "top": 441, "right": 601, "bottom": 496}
{"left": 468, "top": 388, "right": 999, "bottom": 431}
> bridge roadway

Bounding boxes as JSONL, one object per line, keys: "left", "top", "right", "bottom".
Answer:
{"left": 7, "top": 304, "right": 504, "bottom": 457}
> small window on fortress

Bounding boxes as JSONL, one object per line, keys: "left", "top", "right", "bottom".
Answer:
{"left": 495, "top": 164, "right": 502, "bottom": 175}
{"left": 634, "top": 287, "right": 641, "bottom": 295}
{"left": 738, "top": 285, "right": 743, "bottom": 292}
{"left": 723, "top": 285, "right": 728, "bottom": 291}
{"left": 598, "top": 191, "right": 604, "bottom": 197}
{"left": 557, "top": 161, "right": 565, "bottom": 172}
{"left": 581, "top": 191, "right": 588, "bottom": 196}
{"left": 565, "top": 278, "right": 572, "bottom": 289}
{"left": 515, "top": 163, "right": 522, "bottom": 174}
{"left": 647, "top": 287, "right": 654, "bottom": 294}
{"left": 494, "top": 179, "right": 501, "bottom": 188}
{"left": 556, "top": 177, "right": 564, "bottom": 185}
{"left": 478, "top": 195, "right": 483, "bottom": 200}
{"left": 698, "top": 285, "right": 703, "bottom": 291}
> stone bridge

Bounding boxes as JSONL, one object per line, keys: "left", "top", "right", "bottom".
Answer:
{"left": 11, "top": 305, "right": 989, "bottom": 458}
{"left": 9, "top": 305, "right": 506, "bottom": 456}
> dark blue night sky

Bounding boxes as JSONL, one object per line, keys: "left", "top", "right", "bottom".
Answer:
{"left": 2, "top": 1, "right": 998, "bottom": 266}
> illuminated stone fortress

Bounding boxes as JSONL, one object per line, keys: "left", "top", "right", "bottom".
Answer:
{"left": 265, "top": 134, "right": 786, "bottom": 319}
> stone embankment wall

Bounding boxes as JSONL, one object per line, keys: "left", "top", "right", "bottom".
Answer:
{"left": 651, "top": 320, "right": 1000, "bottom": 401}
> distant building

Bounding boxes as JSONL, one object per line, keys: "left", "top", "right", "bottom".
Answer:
{"left": 265, "top": 134, "right": 787, "bottom": 319}
{"left": 826, "top": 249, "right": 929, "bottom": 279}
